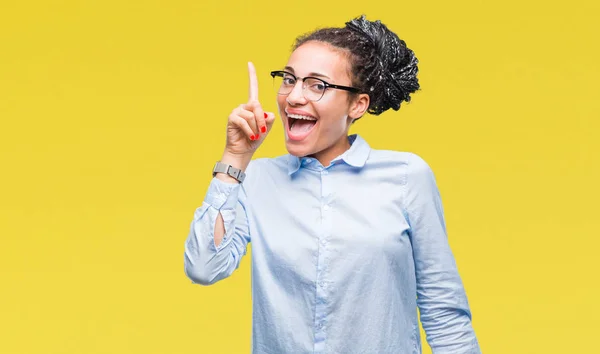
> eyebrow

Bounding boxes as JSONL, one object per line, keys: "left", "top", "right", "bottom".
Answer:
{"left": 284, "top": 66, "right": 331, "bottom": 80}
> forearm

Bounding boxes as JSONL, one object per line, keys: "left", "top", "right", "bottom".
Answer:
{"left": 212, "top": 150, "right": 252, "bottom": 247}
{"left": 184, "top": 170, "right": 251, "bottom": 285}
{"left": 404, "top": 153, "right": 480, "bottom": 353}
{"left": 417, "top": 271, "right": 480, "bottom": 354}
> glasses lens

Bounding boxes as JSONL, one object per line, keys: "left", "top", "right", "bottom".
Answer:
{"left": 304, "top": 78, "right": 326, "bottom": 101}
{"left": 271, "top": 72, "right": 326, "bottom": 101}
{"left": 273, "top": 72, "right": 295, "bottom": 95}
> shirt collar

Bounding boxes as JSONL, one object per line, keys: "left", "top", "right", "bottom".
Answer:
{"left": 287, "top": 134, "right": 371, "bottom": 175}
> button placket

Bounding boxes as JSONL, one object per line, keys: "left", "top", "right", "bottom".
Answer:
{"left": 314, "top": 167, "right": 332, "bottom": 345}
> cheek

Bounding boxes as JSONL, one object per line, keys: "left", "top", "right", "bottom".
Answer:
{"left": 276, "top": 97, "right": 288, "bottom": 127}
{"left": 318, "top": 94, "right": 347, "bottom": 115}
{"left": 315, "top": 102, "right": 349, "bottom": 132}
{"left": 276, "top": 96, "right": 285, "bottom": 112}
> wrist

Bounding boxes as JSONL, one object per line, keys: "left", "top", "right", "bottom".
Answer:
{"left": 220, "top": 150, "right": 252, "bottom": 172}
{"left": 213, "top": 151, "right": 252, "bottom": 184}
{"left": 214, "top": 172, "right": 241, "bottom": 184}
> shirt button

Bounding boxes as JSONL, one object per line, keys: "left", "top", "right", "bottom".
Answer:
{"left": 323, "top": 205, "right": 330, "bottom": 211}
{"left": 305, "top": 158, "right": 312, "bottom": 163}
{"left": 322, "top": 170, "right": 328, "bottom": 175}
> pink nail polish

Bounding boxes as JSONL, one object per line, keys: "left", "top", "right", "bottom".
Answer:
{"left": 261, "top": 126, "right": 266, "bottom": 133}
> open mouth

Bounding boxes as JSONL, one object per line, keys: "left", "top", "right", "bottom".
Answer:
{"left": 287, "top": 113, "right": 318, "bottom": 141}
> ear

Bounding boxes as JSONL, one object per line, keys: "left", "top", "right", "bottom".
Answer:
{"left": 348, "top": 93, "right": 370, "bottom": 121}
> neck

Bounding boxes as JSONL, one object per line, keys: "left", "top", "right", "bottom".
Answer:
{"left": 310, "top": 134, "right": 351, "bottom": 167}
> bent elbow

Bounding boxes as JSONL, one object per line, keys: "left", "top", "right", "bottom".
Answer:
{"left": 184, "top": 263, "right": 219, "bottom": 286}
{"left": 184, "top": 250, "right": 223, "bottom": 285}
{"left": 183, "top": 239, "right": 238, "bottom": 286}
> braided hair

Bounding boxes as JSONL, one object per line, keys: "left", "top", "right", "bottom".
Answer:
{"left": 292, "top": 15, "right": 420, "bottom": 118}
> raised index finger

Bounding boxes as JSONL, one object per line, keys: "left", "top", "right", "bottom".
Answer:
{"left": 248, "top": 61, "right": 259, "bottom": 102}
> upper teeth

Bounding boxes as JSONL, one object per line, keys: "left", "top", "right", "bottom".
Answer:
{"left": 288, "top": 114, "right": 317, "bottom": 120}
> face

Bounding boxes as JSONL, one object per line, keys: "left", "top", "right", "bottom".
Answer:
{"left": 276, "top": 41, "right": 369, "bottom": 165}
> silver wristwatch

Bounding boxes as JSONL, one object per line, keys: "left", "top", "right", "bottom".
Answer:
{"left": 212, "top": 161, "right": 246, "bottom": 183}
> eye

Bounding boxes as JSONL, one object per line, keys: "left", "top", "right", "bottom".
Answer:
{"left": 282, "top": 74, "right": 296, "bottom": 86}
{"left": 313, "top": 82, "right": 326, "bottom": 91}
{"left": 307, "top": 79, "right": 326, "bottom": 93}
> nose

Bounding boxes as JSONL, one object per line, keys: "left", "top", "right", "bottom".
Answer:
{"left": 286, "top": 80, "right": 308, "bottom": 106}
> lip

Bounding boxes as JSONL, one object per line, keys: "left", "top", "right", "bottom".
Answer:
{"left": 285, "top": 108, "right": 318, "bottom": 119}
{"left": 284, "top": 108, "right": 319, "bottom": 142}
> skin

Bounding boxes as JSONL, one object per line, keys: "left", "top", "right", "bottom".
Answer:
{"left": 213, "top": 41, "right": 370, "bottom": 246}
{"left": 277, "top": 41, "right": 370, "bottom": 167}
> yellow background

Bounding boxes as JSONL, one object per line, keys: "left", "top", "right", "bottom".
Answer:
{"left": 1, "top": 0, "right": 598, "bottom": 353}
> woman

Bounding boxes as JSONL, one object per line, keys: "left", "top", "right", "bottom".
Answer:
{"left": 184, "top": 15, "right": 481, "bottom": 354}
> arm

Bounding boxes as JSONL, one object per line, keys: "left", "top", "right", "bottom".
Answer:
{"left": 183, "top": 156, "right": 252, "bottom": 286}
{"left": 404, "top": 154, "right": 481, "bottom": 354}
{"left": 184, "top": 61, "right": 275, "bottom": 286}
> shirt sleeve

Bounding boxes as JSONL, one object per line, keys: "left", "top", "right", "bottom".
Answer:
{"left": 183, "top": 176, "right": 251, "bottom": 285}
{"left": 403, "top": 153, "right": 481, "bottom": 354}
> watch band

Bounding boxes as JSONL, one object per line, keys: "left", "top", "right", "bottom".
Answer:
{"left": 212, "top": 161, "right": 246, "bottom": 183}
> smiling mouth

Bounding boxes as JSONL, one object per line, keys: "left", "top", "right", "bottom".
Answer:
{"left": 286, "top": 113, "right": 318, "bottom": 141}
{"left": 287, "top": 114, "right": 318, "bottom": 132}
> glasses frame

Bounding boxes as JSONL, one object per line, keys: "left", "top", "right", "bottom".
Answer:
{"left": 270, "top": 70, "right": 361, "bottom": 102}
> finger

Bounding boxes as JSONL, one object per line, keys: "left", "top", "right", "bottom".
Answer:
{"left": 248, "top": 61, "right": 259, "bottom": 102}
{"left": 258, "top": 111, "right": 276, "bottom": 136}
{"left": 237, "top": 105, "right": 259, "bottom": 139}
{"left": 263, "top": 111, "right": 276, "bottom": 127}
{"left": 246, "top": 101, "right": 266, "bottom": 135}
{"left": 255, "top": 112, "right": 277, "bottom": 142}
{"left": 230, "top": 115, "right": 256, "bottom": 141}
{"left": 265, "top": 112, "right": 277, "bottom": 133}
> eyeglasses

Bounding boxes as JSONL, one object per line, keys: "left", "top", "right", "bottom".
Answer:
{"left": 270, "top": 70, "right": 360, "bottom": 102}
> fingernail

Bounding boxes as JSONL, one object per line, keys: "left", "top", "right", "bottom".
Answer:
{"left": 264, "top": 113, "right": 268, "bottom": 118}
{"left": 250, "top": 135, "right": 256, "bottom": 140}
{"left": 261, "top": 126, "right": 266, "bottom": 133}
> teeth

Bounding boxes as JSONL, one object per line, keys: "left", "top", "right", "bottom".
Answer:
{"left": 287, "top": 113, "right": 317, "bottom": 120}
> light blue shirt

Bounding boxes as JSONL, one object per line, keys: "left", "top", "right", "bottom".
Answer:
{"left": 184, "top": 134, "right": 480, "bottom": 354}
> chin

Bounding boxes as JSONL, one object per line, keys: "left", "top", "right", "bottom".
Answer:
{"left": 284, "top": 138, "right": 314, "bottom": 158}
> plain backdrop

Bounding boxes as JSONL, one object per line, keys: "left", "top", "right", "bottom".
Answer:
{"left": 1, "top": 1, "right": 598, "bottom": 353}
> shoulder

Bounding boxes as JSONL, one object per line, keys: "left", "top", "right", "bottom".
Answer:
{"left": 247, "top": 155, "right": 289, "bottom": 171}
{"left": 368, "top": 148, "right": 419, "bottom": 164}
{"left": 367, "top": 148, "right": 434, "bottom": 177}
{"left": 364, "top": 148, "right": 439, "bottom": 200}
{"left": 243, "top": 154, "right": 290, "bottom": 184}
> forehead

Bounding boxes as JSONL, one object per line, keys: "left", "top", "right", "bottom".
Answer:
{"left": 286, "top": 41, "right": 351, "bottom": 82}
